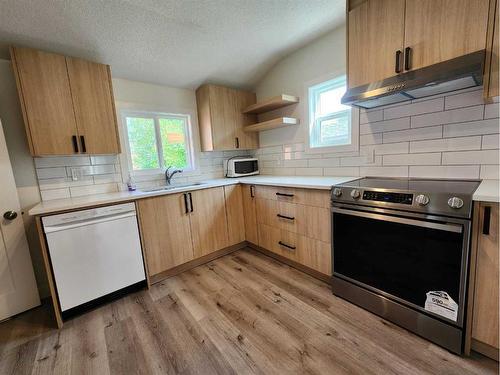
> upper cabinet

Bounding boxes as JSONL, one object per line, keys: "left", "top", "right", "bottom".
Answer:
{"left": 347, "top": 0, "right": 490, "bottom": 89}
{"left": 10, "top": 46, "right": 120, "bottom": 156}
{"left": 484, "top": 0, "right": 499, "bottom": 98}
{"left": 347, "top": 0, "right": 405, "bottom": 88}
{"left": 196, "top": 84, "right": 258, "bottom": 151}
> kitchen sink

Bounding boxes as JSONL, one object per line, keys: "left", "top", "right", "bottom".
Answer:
{"left": 141, "top": 182, "right": 206, "bottom": 193}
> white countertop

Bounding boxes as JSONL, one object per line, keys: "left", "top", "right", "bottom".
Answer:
{"left": 473, "top": 180, "right": 500, "bottom": 203}
{"left": 29, "top": 175, "right": 359, "bottom": 216}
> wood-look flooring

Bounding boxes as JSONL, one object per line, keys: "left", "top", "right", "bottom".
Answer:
{"left": 0, "top": 248, "right": 497, "bottom": 374}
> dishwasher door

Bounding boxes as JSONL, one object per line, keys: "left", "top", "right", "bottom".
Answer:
{"left": 43, "top": 203, "right": 146, "bottom": 312}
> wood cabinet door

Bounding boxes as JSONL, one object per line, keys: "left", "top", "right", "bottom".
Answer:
{"left": 472, "top": 203, "right": 499, "bottom": 351}
{"left": 66, "top": 57, "right": 120, "bottom": 154}
{"left": 486, "top": 0, "right": 499, "bottom": 98}
{"left": 242, "top": 185, "right": 258, "bottom": 244}
{"left": 10, "top": 47, "right": 78, "bottom": 155}
{"left": 137, "top": 194, "right": 194, "bottom": 276}
{"left": 224, "top": 184, "right": 245, "bottom": 245}
{"left": 190, "top": 187, "right": 229, "bottom": 257}
{"left": 234, "top": 90, "right": 258, "bottom": 150}
{"left": 404, "top": 0, "right": 489, "bottom": 71}
{"left": 347, "top": 0, "right": 405, "bottom": 88}
{"left": 210, "top": 85, "right": 236, "bottom": 151}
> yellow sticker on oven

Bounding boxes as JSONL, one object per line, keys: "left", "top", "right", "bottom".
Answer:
{"left": 424, "top": 291, "right": 458, "bottom": 322}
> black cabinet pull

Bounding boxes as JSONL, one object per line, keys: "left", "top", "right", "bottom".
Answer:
{"left": 278, "top": 241, "right": 296, "bottom": 250}
{"left": 80, "top": 135, "right": 87, "bottom": 153}
{"left": 189, "top": 192, "right": 193, "bottom": 212}
{"left": 483, "top": 206, "right": 491, "bottom": 235}
{"left": 183, "top": 193, "right": 189, "bottom": 214}
{"left": 235, "top": 137, "right": 240, "bottom": 149}
{"left": 395, "top": 50, "right": 402, "bottom": 73}
{"left": 250, "top": 185, "right": 255, "bottom": 198}
{"left": 277, "top": 214, "right": 295, "bottom": 221}
{"left": 276, "top": 192, "right": 294, "bottom": 197}
{"left": 404, "top": 47, "right": 412, "bottom": 71}
{"left": 72, "top": 135, "right": 79, "bottom": 153}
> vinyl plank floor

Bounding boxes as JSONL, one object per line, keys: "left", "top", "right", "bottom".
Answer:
{"left": 0, "top": 248, "right": 497, "bottom": 375}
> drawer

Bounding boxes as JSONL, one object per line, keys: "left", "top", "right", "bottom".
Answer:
{"left": 254, "top": 185, "right": 330, "bottom": 208}
{"left": 256, "top": 198, "right": 330, "bottom": 242}
{"left": 257, "top": 223, "right": 331, "bottom": 276}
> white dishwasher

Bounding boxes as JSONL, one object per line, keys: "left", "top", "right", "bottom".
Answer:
{"left": 43, "top": 203, "right": 146, "bottom": 312}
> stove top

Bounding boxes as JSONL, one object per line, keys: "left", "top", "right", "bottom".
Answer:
{"left": 332, "top": 177, "right": 481, "bottom": 219}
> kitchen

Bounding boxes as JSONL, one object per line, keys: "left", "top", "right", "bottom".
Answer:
{"left": 0, "top": 0, "right": 498, "bottom": 373}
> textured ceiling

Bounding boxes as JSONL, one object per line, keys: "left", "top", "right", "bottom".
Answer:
{"left": 0, "top": 0, "right": 345, "bottom": 89}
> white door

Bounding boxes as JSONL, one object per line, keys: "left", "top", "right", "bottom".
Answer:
{"left": 0, "top": 119, "right": 40, "bottom": 320}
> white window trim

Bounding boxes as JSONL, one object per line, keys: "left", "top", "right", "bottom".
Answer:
{"left": 120, "top": 109, "right": 196, "bottom": 177}
{"left": 303, "top": 73, "right": 359, "bottom": 155}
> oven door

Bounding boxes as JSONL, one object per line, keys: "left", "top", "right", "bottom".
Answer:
{"left": 332, "top": 205, "right": 470, "bottom": 327}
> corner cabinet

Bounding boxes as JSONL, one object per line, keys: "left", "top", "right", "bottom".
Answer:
{"left": 10, "top": 46, "right": 120, "bottom": 156}
{"left": 196, "top": 84, "right": 258, "bottom": 151}
{"left": 347, "top": 0, "right": 490, "bottom": 88}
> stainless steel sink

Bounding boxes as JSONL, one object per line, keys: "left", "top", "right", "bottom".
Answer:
{"left": 141, "top": 182, "right": 205, "bottom": 193}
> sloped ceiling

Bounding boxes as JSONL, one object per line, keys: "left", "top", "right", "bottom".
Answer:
{"left": 0, "top": 0, "right": 345, "bottom": 89}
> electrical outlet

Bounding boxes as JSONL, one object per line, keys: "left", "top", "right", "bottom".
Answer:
{"left": 70, "top": 167, "right": 83, "bottom": 181}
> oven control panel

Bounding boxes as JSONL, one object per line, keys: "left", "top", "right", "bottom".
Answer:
{"left": 362, "top": 191, "right": 413, "bottom": 205}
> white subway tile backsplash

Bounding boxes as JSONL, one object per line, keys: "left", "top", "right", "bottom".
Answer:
{"left": 93, "top": 173, "right": 122, "bottom": 184}
{"left": 410, "top": 137, "right": 481, "bottom": 153}
{"left": 409, "top": 165, "right": 480, "bottom": 179}
{"left": 383, "top": 126, "right": 442, "bottom": 143}
{"left": 360, "top": 117, "right": 410, "bottom": 134}
{"left": 308, "top": 158, "right": 340, "bottom": 168}
{"left": 383, "top": 153, "right": 441, "bottom": 166}
{"left": 484, "top": 103, "right": 500, "bottom": 119}
{"left": 38, "top": 176, "right": 94, "bottom": 190}
{"left": 69, "top": 183, "right": 119, "bottom": 197}
{"left": 324, "top": 167, "right": 360, "bottom": 176}
{"left": 90, "top": 155, "right": 118, "bottom": 165}
{"left": 359, "top": 166, "right": 408, "bottom": 178}
{"left": 360, "top": 109, "right": 383, "bottom": 124}
{"left": 443, "top": 119, "right": 500, "bottom": 138}
{"left": 66, "top": 164, "right": 116, "bottom": 177}
{"left": 442, "top": 150, "right": 499, "bottom": 165}
{"left": 295, "top": 167, "right": 323, "bottom": 176}
{"left": 480, "top": 165, "right": 500, "bottom": 179}
{"left": 410, "top": 105, "right": 483, "bottom": 128}
{"left": 384, "top": 98, "right": 444, "bottom": 120}
{"left": 445, "top": 89, "right": 485, "bottom": 110}
{"left": 362, "top": 142, "right": 409, "bottom": 155}
{"left": 36, "top": 167, "right": 68, "bottom": 179}
{"left": 360, "top": 133, "right": 383, "bottom": 145}
{"left": 482, "top": 134, "right": 500, "bottom": 150}
{"left": 40, "top": 188, "right": 71, "bottom": 201}
{"left": 35, "top": 156, "right": 91, "bottom": 168}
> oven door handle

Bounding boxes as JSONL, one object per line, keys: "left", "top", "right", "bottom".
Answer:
{"left": 332, "top": 207, "right": 463, "bottom": 233}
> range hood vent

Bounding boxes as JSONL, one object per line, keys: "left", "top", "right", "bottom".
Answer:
{"left": 341, "top": 50, "right": 485, "bottom": 109}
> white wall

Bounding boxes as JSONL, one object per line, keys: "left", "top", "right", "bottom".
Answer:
{"left": 253, "top": 27, "right": 500, "bottom": 179}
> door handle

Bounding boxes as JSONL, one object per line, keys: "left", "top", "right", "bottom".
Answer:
{"left": 395, "top": 50, "right": 402, "bottom": 73}
{"left": 278, "top": 241, "right": 296, "bottom": 250}
{"left": 276, "top": 192, "right": 294, "bottom": 197}
{"left": 72, "top": 135, "right": 79, "bottom": 153}
{"left": 3, "top": 211, "right": 18, "bottom": 221}
{"left": 250, "top": 185, "right": 255, "bottom": 198}
{"left": 404, "top": 47, "right": 412, "bottom": 71}
{"left": 235, "top": 137, "right": 240, "bottom": 149}
{"left": 80, "top": 136, "right": 87, "bottom": 153}
{"left": 183, "top": 193, "right": 189, "bottom": 214}
{"left": 189, "top": 192, "right": 193, "bottom": 212}
{"left": 277, "top": 214, "right": 295, "bottom": 221}
{"left": 482, "top": 206, "right": 491, "bottom": 235}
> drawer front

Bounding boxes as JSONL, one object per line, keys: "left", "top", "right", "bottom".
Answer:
{"left": 256, "top": 198, "right": 330, "bottom": 242}
{"left": 258, "top": 223, "right": 331, "bottom": 276}
{"left": 254, "top": 185, "right": 330, "bottom": 208}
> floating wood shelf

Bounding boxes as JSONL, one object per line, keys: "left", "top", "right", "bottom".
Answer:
{"left": 243, "top": 117, "right": 299, "bottom": 132}
{"left": 242, "top": 94, "right": 299, "bottom": 114}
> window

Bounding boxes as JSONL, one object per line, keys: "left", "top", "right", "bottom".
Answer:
{"left": 307, "top": 75, "right": 357, "bottom": 152}
{"left": 122, "top": 112, "right": 194, "bottom": 173}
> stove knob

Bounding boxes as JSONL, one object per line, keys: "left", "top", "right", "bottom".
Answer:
{"left": 415, "top": 194, "right": 430, "bottom": 206}
{"left": 350, "top": 189, "right": 361, "bottom": 199}
{"left": 333, "top": 188, "right": 342, "bottom": 197}
{"left": 448, "top": 197, "right": 464, "bottom": 209}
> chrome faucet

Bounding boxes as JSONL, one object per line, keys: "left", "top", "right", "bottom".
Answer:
{"left": 165, "top": 166, "right": 183, "bottom": 185}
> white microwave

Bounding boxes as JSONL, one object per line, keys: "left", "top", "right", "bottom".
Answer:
{"left": 224, "top": 157, "right": 259, "bottom": 177}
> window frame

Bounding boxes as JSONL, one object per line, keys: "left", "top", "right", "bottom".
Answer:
{"left": 120, "top": 110, "right": 195, "bottom": 176}
{"left": 304, "top": 73, "right": 359, "bottom": 154}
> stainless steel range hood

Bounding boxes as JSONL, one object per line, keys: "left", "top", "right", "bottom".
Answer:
{"left": 341, "top": 50, "right": 485, "bottom": 109}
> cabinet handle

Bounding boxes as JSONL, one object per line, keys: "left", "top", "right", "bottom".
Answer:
{"left": 276, "top": 192, "right": 294, "bottom": 197}
{"left": 80, "top": 135, "right": 87, "bottom": 153}
{"left": 183, "top": 193, "right": 189, "bottom": 214}
{"left": 404, "top": 47, "right": 412, "bottom": 71}
{"left": 278, "top": 241, "right": 296, "bottom": 250}
{"left": 235, "top": 137, "right": 240, "bottom": 149}
{"left": 189, "top": 192, "right": 193, "bottom": 212}
{"left": 395, "top": 50, "right": 402, "bottom": 73}
{"left": 277, "top": 214, "right": 295, "bottom": 221}
{"left": 72, "top": 135, "right": 79, "bottom": 153}
{"left": 482, "top": 206, "right": 491, "bottom": 235}
{"left": 250, "top": 185, "right": 255, "bottom": 198}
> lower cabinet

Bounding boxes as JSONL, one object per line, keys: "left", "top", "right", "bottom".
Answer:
{"left": 242, "top": 184, "right": 258, "bottom": 244}
{"left": 137, "top": 192, "right": 194, "bottom": 276}
{"left": 470, "top": 202, "right": 499, "bottom": 359}
{"left": 224, "top": 185, "right": 246, "bottom": 246}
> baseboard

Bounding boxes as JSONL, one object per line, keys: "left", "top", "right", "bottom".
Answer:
{"left": 472, "top": 339, "right": 500, "bottom": 361}
{"left": 150, "top": 242, "right": 247, "bottom": 284}
{"left": 246, "top": 242, "right": 331, "bottom": 284}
